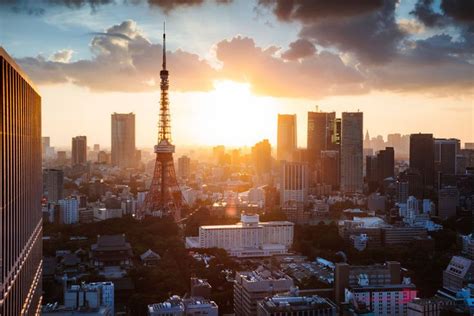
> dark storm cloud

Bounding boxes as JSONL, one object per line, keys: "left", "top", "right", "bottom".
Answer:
{"left": 281, "top": 39, "right": 316, "bottom": 60}
{"left": 441, "top": 0, "right": 474, "bottom": 22}
{"left": 1, "top": 0, "right": 232, "bottom": 14}
{"left": 258, "top": 0, "right": 384, "bottom": 22}
{"left": 410, "top": 0, "right": 446, "bottom": 27}
{"left": 411, "top": 0, "right": 474, "bottom": 26}
{"left": 299, "top": 0, "right": 405, "bottom": 64}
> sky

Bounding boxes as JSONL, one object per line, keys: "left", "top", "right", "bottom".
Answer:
{"left": 0, "top": 0, "right": 473, "bottom": 149}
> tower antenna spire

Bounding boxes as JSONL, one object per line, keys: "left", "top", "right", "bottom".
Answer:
{"left": 162, "top": 21, "right": 166, "bottom": 70}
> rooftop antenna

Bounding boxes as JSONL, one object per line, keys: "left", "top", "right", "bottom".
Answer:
{"left": 162, "top": 21, "right": 166, "bottom": 70}
{"left": 315, "top": 105, "right": 319, "bottom": 112}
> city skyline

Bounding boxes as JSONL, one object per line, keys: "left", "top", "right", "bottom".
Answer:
{"left": 0, "top": 0, "right": 472, "bottom": 147}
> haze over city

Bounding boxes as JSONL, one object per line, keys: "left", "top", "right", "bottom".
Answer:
{"left": 1, "top": 0, "right": 472, "bottom": 147}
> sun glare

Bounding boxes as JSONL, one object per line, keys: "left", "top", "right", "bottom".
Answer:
{"left": 190, "top": 80, "right": 279, "bottom": 147}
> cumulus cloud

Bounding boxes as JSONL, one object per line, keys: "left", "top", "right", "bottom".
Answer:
{"left": 18, "top": 20, "right": 216, "bottom": 92}
{"left": 398, "top": 18, "right": 425, "bottom": 34}
{"left": 50, "top": 49, "right": 74, "bottom": 63}
{"left": 281, "top": 39, "right": 316, "bottom": 60}
{"left": 260, "top": 0, "right": 405, "bottom": 64}
{"left": 17, "top": 19, "right": 474, "bottom": 99}
{"left": 215, "top": 36, "right": 367, "bottom": 98}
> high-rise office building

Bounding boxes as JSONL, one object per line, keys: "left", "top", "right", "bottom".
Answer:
{"left": 252, "top": 139, "right": 272, "bottom": 176}
{"left": 321, "top": 150, "right": 340, "bottom": 189}
{"left": 377, "top": 147, "right": 394, "bottom": 181}
{"left": 280, "top": 161, "right": 309, "bottom": 207}
{"left": 1, "top": 47, "right": 43, "bottom": 315}
{"left": 307, "top": 111, "right": 336, "bottom": 166}
{"left": 434, "top": 138, "right": 459, "bottom": 176}
{"left": 410, "top": 133, "right": 434, "bottom": 190}
{"left": 111, "top": 112, "right": 136, "bottom": 168}
{"left": 277, "top": 114, "right": 297, "bottom": 162}
{"left": 438, "top": 186, "right": 459, "bottom": 219}
{"left": 71, "top": 135, "right": 87, "bottom": 165}
{"left": 44, "top": 168, "right": 64, "bottom": 203}
{"left": 178, "top": 155, "right": 191, "bottom": 179}
{"left": 340, "top": 112, "right": 363, "bottom": 193}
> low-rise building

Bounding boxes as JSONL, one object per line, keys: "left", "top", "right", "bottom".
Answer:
{"left": 186, "top": 214, "right": 294, "bottom": 257}
{"left": 258, "top": 294, "right": 337, "bottom": 316}
{"left": 234, "top": 267, "right": 294, "bottom": 316}
{"left": 442, "top": 256, "right": 474, "bottom": 292}
{"left": 91, "top": 234, "right": 133, "bottom": 270}
{"left": 407, "top": 297, "right": 454, "bottom": 316}
{"left": 147, "top": 295, "right": 218, "bottom": 316}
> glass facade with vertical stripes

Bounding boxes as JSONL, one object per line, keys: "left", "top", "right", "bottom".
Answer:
{"left": 0, "top": 47, "right": 42, "bottom": 315}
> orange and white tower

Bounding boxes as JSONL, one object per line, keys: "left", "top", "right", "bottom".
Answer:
{"left": 141, "top": 24, "right": 184, "bottom": 221}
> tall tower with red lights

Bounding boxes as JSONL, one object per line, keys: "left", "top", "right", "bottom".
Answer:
{"left": 141, "top": 24, "right": 183, "bottom": 221}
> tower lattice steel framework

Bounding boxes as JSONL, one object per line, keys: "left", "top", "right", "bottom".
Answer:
{"left": 141, "top": 24, "right": 184, "bottom": 221}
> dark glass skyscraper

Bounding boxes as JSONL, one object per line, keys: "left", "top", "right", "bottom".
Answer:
{"left": 307, "top": 111, "right": 336, "bottom": 165}
{"left": 71, "top": 135, "right": 87, "bottom": 165}
{"left": 410, "top": 133, "right": 435, "bottom": 190}
{"left": 1, "top": 47, "right": 43, "bottom": 315}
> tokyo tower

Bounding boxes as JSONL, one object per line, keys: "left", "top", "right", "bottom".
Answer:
{"left": 141, "top": 24, "right": 184, "bottom": 221}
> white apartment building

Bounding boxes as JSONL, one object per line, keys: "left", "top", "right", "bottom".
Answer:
{"left": 186, "top": 214, "right": 294, "bottom": 257}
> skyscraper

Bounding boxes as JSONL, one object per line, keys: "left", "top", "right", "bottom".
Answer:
{"left": 1, "top": 47, "right": 43, "bottom": 315}
{"left": 340, "top": 112, "right": 363, "bottom": 193}
{"left": 434, "top": 138, "right": 459, "bottom": 176}
{"left": 44, "top": 168, "right": 64, "bottom": 203}
{"left": 307, "top": 111, "right": 336, "bottom": 165}
{"left": 178, "top": 155, "right": 191, "bottom": 179}
{"left": 376, "top": 147, "right": 395, "bottom": 182}
{"left": 277, "top": 114, "right": 297, "bottom": 162}
{"left": 111, "top": 112, "right": 136, "bottom": 168}
{"left": 410, "top": 133, "right": 435, "bottom": 190}
{"left": 252, "top": 139, "right": 272, "bottom": 176}
{"left": 71, "top": 135, "right": 87, "bottom": 165}
{"left": 321, "top": 150, "right": 340, "bottom": 189}
{"left": 280, "top": 161, "right": 309, "bottom": 207}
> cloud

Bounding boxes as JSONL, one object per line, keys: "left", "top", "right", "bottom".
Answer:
{"left": 1, "top": 0, "right": 232, "bottom": 14}
{"left": 366, "top": 34, "right": 474, "bottom": 94}
{"left": 259, "top": 0, "right": 405, "bottom": 64}
{"left": 50, "top": 49, "right": 74, "bottom": 63}
{"left": 410, "top": 0, "right": 446, "bottom": 27}
{"left": 281, "top": 39, "right": 316, "bottom": 60}
{"left": 215, "top": 36, "right": 367, "bottom": 98}
{"left": 258, "top": 0, "right": 383, "bottom": 22}
{"left": 87, "top": 32, "right": 133, "bottom": 41}
{"left": 398, "top": 18, "right": 426, "bottom": 34}
{"left": 441, "top": 0, "right": 474, "bottom": 22}
{"left": 18, "top": 20, "right": 216, "bottom": 92}
{"left": 17, "top": 20, "right": 474, "bottom": 99}
{"left": 411, "top": 0, "right": 474, "bottom": 27}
